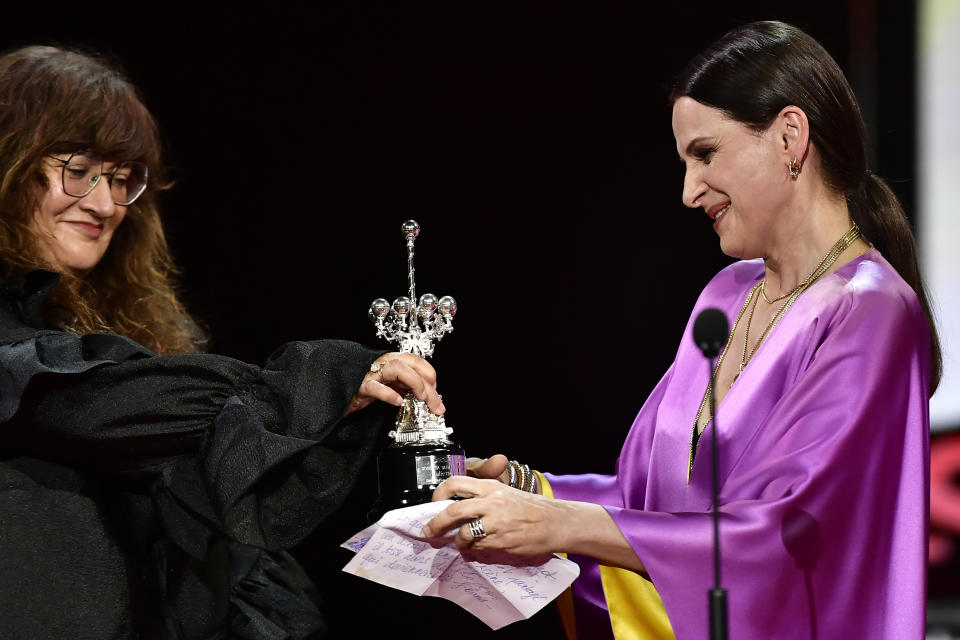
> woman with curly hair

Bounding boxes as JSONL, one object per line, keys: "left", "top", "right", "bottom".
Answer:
{"left": 0, "top": 45, "right": 440, "bottom": 639}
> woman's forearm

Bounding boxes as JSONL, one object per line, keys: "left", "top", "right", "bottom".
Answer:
{"left": 560, "top": 501, "right": 646, "bottom": 573}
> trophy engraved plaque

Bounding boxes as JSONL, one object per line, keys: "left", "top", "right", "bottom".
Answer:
{"left": 367, "top": 220, "right": 465, "bottom": 518}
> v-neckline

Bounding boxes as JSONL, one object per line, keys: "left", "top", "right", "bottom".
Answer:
{"left": 684, "top": 247, "right": 876, "bottom": 483}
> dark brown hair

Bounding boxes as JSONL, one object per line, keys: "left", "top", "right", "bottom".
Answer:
{"left": 0, "top": 45, "right": 202, "bottom": 354}
{"left": 672, "top": 21, "right": 942, "bottom": 393}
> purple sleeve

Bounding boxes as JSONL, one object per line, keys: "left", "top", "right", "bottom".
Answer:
{"left": 541, "top": 365, "right": 678, "bottom": 637}
{"left": 606, "top": 286, "right": 931, "bottom": 639}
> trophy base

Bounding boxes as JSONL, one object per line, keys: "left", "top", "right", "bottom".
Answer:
{"left": 368, "top": 440, "right": 466, "bottom": 522}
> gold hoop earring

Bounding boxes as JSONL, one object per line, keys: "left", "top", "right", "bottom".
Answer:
{"left": 788, "top": 157, "right": 801, "bottom": 179}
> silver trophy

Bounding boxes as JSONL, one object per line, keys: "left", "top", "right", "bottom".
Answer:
{"left": 367, "top": 220, "right": 465, "bottom": 517}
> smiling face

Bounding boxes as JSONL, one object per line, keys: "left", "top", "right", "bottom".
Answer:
{"left": 30, "top": 155, "right": 128, "bottom": 277}
{"left": 672, "top": 96, "right": 792, "bottom": 260}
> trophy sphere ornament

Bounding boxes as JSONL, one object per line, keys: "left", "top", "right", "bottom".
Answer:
{"left": 391, "top": 296, "right": 411, "bottom": 315}
{"left": 367, "top": 220, "right": 465, "bottom": 518}
{"left": 370, "top": 298, "right": 391, "bottom": 319}
{"left": 438, "top": 295, "right": 457, "bottom": 317}
{"left": 401, "top": 219, "right": 420, "bottom": 239}
{"left": 418, "top": 293, "right": 438, "bottom": 316}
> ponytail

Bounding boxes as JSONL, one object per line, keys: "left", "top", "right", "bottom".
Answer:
{"left": 848, "top": 173, "right": 942, "bottom": 394}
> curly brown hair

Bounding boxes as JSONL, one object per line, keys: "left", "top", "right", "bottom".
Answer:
{"left": 0, "top": 45, "right": 203, "bottom": 354}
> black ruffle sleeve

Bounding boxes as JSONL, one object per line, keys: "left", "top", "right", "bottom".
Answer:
{"left": 5, "top": 334, "right": 387, "bottom": 556}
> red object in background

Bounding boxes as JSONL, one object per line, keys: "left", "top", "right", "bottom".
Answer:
{"left": 929, "top": 431, "right": 960, "bottom": 597}
{"left": 931, "top": 431, "right": 960, "bottom": 564}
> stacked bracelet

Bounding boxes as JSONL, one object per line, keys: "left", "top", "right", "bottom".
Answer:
{"left": 508, "top": 460, "right": 537, "bottom": 493}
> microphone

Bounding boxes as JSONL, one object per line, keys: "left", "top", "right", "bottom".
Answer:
{"left": 692, "top": 307, "right": 729, "bottom": 640}
{"left": 693, "top": 307, "right": 729, "bottom": 359}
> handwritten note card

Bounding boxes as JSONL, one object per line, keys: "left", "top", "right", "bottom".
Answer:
{"left": 341, "top": 500, "right": 580, "bottom": 630}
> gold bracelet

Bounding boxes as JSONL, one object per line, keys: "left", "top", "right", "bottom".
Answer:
{"left": 509, "top": 460, "right": 537, "bottom": 492}
{"left": 509, "top": 460, "right": 522, "bottom": 490}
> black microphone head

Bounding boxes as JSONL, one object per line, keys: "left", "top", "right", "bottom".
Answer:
{"left": 693, "top": 308, "right": 729, "bottom": 358}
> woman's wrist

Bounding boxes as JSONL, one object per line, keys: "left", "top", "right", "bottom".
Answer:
{"left": 563, "top": 502, "right": 646, "bottom": 572}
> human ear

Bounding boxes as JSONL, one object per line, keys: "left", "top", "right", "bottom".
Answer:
{"left": 776, "top": 105, "right": 810, "bottom": 163}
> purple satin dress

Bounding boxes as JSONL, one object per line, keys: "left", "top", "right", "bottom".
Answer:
{"left": 546, "top": 249, "right": 930, "bottom": 639}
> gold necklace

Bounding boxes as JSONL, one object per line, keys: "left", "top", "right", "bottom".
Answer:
{"left": 759, "top": 280, "right": 792, "bottom": 304}
{"left": 687, "top": 287, "right": 755, "bottom": 482}
{"left": 687, "top": 222, "right": 861, "bottom": 482}
{"left": 740, "top": 224, "right": 861, "bottom": 373}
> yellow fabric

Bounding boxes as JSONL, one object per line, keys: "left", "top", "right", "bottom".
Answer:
{"left": 536, "top": 470, "right": 674, "bottom": 640}
{"left": 598, "top": 565, "right": 674, "bottom": 639}
{"left": 535, "top": 471, "right": 577, "bottom": 640}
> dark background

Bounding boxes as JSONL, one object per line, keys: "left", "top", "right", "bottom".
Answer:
{"left": 3, "top": 2, "right": 926, "bottom": 637}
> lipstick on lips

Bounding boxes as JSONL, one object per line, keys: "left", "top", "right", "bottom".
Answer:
{"left": 707, "top": 202, "right": 731, "bottom": 230}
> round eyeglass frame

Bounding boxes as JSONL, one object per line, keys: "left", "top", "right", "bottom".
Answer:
{"left": 46, "top": 151, "right": 149, "bottom": 206}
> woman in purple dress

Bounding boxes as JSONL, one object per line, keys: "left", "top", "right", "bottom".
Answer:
{"left": 424, "top": 21, "right": 940, "bottom": 639}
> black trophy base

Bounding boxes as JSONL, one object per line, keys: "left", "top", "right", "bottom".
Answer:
{"left": 368, "top": 440, "right": 466, "bottom": 523}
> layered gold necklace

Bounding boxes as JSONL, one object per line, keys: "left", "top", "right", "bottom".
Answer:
{"left": 687, "top": 223, "right": 862, "bottom": 481}
{"left": 740, "top": 223, "right": 861, "bottom": 374}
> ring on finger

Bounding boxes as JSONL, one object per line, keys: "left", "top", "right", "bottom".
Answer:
{"left": 370, "top": 360, "right": 387, "bottom": 381}
{"left": 468, "top": 518, "right": 487, "bottom": 540}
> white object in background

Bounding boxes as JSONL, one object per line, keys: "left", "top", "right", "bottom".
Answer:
{"left": 920, "top": 0, "right": 960, "bottom": 430}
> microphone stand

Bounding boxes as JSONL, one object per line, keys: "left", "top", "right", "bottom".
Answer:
{"left": 693, "top": 307, "right": 729, "bottom": 640}
{"left": 706, "top": 357, "right": 728, "bottom": 640}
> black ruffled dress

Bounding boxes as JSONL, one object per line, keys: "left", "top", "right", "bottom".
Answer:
{"left": 0, "top": 270, "right": 390, "bottom": 639}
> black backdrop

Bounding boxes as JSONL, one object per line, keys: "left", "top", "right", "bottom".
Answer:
{"left": 3, "top": 2, "right": 916, "bottom": 637}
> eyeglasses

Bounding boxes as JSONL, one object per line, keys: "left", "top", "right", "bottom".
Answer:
{"left": 47, "top": 150, "right": 149, "bottom": 206}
